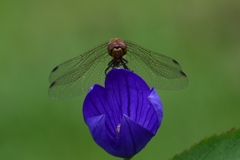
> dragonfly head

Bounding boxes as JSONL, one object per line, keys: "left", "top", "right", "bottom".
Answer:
{"left": 108, "top": 38, "right": 127, "bottom": 59}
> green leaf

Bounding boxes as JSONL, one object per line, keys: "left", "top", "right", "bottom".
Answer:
{"left": 171, "top": 128, "right": 240, "bottom": 160}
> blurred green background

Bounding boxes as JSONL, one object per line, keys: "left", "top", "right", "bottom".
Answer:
{"left": 1, "top": 0, "right": 240, "bottom": 159}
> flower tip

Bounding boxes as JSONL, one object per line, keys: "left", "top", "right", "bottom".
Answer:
{"left": 88, "top": 85, "right": 95, "bottom": 93}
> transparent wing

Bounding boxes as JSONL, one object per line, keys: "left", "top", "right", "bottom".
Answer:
{"left": 124, "top": 40, "right": 189, "bottom": 89}
{"left": 49, "top": 42, "right": 108, "bottom": 83}
{"left": 48, "top": 42, "right": 109, "bottom": 99}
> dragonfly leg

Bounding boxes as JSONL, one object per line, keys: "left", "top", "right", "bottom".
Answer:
{"left": 105, "top": 66, "right": 111, "bottom": 75}
{"left": 121, "top": 58, "right": 129, "bottom": 70}
{"left": 105, "top": 59, "right": 115, "bottom": 75}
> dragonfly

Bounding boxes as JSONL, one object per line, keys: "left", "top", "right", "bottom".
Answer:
{"left": 48, "top": 38, "right": 188, "bottom": 99}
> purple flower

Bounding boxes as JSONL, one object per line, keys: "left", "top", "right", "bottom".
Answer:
{"left": 83, "top": 68, "right": 163, "bottom": 158}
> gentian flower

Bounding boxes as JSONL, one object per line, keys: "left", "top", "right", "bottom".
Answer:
{"left": 83, "top": 68, "right": 163, "bottom": 159}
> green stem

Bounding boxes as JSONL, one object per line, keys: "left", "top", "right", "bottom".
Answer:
{"left": 123, "top": 158, "right": 131, "bottom": 160}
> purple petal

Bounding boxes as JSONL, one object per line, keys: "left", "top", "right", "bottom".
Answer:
{"left": 112, "top": 114, "right": 155, "bottom": 158}
{"left": 148, "top": 88, "right": 163, "bottom": 127}
{"left": 83, "top": 84, "right": 120, "bottom": 144}
{"left": 83, "top": 69, "right": 163, "bottom": 158}
{"left": 85, "top": 115, "right": 107, "bottom": 148}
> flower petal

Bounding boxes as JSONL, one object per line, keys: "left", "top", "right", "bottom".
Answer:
{"left": 105, "top": 69, "right": 156, "bottom": 126}
{"left": 148, "top": 88, "right": 163, "bottom": 126}
{"left": 83, "top": 84, "right": 119, "bottom": 144}
{"left": 85, "top": 115, "right": 107, "bottom": 148}
{"left": 112, "top": 114, "right": 155, "bottom": 158}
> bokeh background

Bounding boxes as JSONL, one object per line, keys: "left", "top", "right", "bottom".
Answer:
{"left": 1, "top": 0, "right": 240, "bottom": 159}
